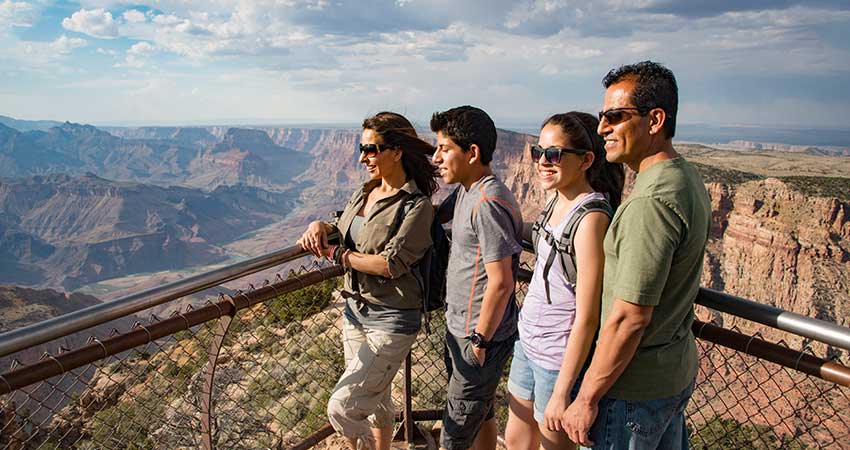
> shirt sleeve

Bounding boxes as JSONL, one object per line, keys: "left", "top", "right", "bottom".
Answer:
{"left": 474, "top": 199, "right": 522, "bottom": 264}
{"left": 380, "top": 197, "right": 434, "bottom": 279}
{"left": 610, "top": 197, "right": 684, "bottom": 306}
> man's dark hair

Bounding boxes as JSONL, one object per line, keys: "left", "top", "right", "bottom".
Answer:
{"left": 602, "top": 61, "right": 678, "bottom": 139}
{"left": 430, "top": 105, "right": 497, "bottom": 165}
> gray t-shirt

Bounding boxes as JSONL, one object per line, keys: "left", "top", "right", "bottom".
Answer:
{"left": 445, "top": 174, "right": 523, "bottom": 342}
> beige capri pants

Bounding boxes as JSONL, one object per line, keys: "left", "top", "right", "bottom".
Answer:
{"left": 326, "top": 317, "right": 418, "bottom": 442}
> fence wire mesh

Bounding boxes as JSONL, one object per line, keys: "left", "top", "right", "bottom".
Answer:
{"left": 1, "top": 258, "right": 849, "bottom": 449}
{"left": 686, "top": 323, "right": 850, "bottom": 449}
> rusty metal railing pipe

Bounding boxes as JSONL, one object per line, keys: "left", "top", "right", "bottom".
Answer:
{"left": 693, "top": 320, "right": 850, "bottom": 387}
{"left": 0, "top": 236, "right": 338, "bottom": 359}
{"left": 697, "top": 288, "right": 850, "bottom": 352}
{"left": 0, "top": 266, "right": 344, "bottom": 395}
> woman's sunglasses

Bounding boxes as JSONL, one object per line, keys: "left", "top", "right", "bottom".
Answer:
{"left": 529, "top": 144, "right": 589, "bottom": 165}
{"left": 358, "top": 143, "right": 393, "bottom": 158}
{"left": 597, "top": 107, "right": 647, "bottom": 125}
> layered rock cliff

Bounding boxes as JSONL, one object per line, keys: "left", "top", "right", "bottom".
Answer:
{"left": 701, "top": 177, "right": 850, "bottom": 332}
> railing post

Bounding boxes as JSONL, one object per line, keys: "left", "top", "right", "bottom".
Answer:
{"left": 200, "top": 309, "right": 235, "bottom": 450}
{"left": 394, "top": 350, "right": 433, "bottom": 448}
{"left": 404, "top": 352, "right": 414, "bottom": 446}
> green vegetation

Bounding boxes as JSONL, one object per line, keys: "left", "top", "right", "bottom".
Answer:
{"left": 692, "top": 162, "right": 763, "bottom": 185}
{"left": 690, "top": 416, "right": 809, "bottom": 450}
{"left": 243, "top": 278, "right": 344, "bottom": 437}
{"left": 263, "top": 278, "right": 340, "bottom": 326}
{"left": 777, "top": 176, "right": 850, "bottom": 202}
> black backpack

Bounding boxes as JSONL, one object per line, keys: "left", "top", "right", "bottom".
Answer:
{"left": 390, "top": 192, "right": 449, "bottom": 334}
{"left": 529, "top": 196, "right": 613, "bottom": 304}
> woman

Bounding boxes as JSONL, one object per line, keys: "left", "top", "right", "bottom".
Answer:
{"left": 298, "top": 111, "right": 438, "bottom": 450}
{"left": 505, "top": 112, "right": 624, "bottom": 450}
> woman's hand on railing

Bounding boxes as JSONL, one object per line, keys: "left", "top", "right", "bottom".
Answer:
{"left": 298, "top": 221, "right": 332, "bottom": 258}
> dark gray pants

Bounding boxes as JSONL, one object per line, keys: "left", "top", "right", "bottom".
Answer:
{"left": 441, "top": 331, "right": 516, "bottom": 450}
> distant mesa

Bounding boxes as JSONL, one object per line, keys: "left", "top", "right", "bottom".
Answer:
{"left": 0, "top": 173, "right": 296, "bottom": 291}
{"left": 0, "top": 115, "right": 64, "bottom": 132}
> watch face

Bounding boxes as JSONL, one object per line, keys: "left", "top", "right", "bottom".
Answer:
{"left": 470, "top": 333, "right": 483, "bottom": 347}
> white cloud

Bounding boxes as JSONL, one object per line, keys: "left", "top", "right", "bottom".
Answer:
{"left": 114, "top": 54, "right": 146, "bottom": 68}
{"left": 51, "top": 34, "right": 87, "bottom": 55}
{"left": 114, "top": 41, "right": 157, "bottom": 68}
{"left": 122, "top": 9, "right": 146, "bottom": 23}
{"left": 3, "top": 0, "right": 850, "bottom": 128}
{"left": 62, "top": 8, "right": 119, "bottom": 39}
{"left": 0, "top": 0, "right": 34, "bottom": 28}
{"left": 0, "top": 33, "right": 87, "bottom": 73}
{"left": 128, "top": 41, "right": 155, "bottom": 55}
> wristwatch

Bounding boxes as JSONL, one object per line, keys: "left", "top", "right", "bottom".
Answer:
{"left": 469, "top": 331, "right": 492, "bottom": 349}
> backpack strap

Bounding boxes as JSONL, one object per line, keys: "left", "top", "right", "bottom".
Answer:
{"left": 558, "top": 199, "right": 613, "bottom": 285}
{"left": 530, "top": 195, "right": 558, "bottom": 257}
{"left": 540, "top": 198, "right": 613, "bottom": 304}
{"left": 532, "top": 195, "right": 560, "bottom": 304}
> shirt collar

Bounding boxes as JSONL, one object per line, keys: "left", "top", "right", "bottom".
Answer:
{"left": 359, "top": 177, "right": 421, "bottom": 196}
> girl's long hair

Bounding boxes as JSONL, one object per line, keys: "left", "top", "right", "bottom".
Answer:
{"left": 542, "top": 111, "right": 625, "bottom": 210}
{"left": 363, "top": 111, "right": 439, "bottom": 197}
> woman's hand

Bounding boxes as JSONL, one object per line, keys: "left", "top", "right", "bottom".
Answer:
{"left": 298, "top": 221, "right": 330, "bottom": 257}
{"left": 545, "top": 394, "right": 569, "bottom": 432}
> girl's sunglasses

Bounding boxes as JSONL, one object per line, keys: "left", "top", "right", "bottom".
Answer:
{"left": 358, "top": 143, "right": 394, "bottom": 158}
{"left": 530, "top": 144, "right": 588, "bottom": 165}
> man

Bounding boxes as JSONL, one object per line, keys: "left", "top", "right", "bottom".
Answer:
{"left": 562, "top": 61, "right": 711, "bottom": 449}
{"left": 431, "top": 106, "right": 523, "bottom": 450}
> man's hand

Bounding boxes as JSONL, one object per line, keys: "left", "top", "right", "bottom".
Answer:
{"left": 544, "top": 395, "right": 569, "bottom": 432}
{"left": 562, "top": 397, "right": 597, "bottom": 447}
{"left": 471, "top": 345, "right": 486, "bottom": 367}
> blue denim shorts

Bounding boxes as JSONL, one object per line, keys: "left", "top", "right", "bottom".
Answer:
{"left": 507, "top": 340, "right": 583, "bottom": 423}
{"left": 583, "top": 379, "right": 696, "bottom": 450}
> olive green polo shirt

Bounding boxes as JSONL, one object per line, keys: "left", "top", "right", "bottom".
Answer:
{"left": 600, "top": 157, "right": 711, "bottom": 400}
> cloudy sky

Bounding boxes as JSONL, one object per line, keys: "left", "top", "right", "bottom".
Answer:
{"left": 1, "top": 0, "right": 849, "bottom": 128}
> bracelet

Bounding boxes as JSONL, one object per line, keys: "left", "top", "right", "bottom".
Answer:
{"left": 341, "top": 249, "right": 352, "bottom": 269}
{"left": 331, "top": 245, "right": 346, "bottom": 265}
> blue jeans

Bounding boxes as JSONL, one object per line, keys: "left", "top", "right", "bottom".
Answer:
{"left": 582, "top": 379, "right": 695, "bottom": 450}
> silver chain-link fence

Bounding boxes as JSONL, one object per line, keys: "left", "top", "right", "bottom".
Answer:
{"left": 1, "top": 258, "right": 849, "bottom": 449}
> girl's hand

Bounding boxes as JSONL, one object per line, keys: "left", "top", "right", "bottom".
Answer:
{"left": 544, "top": 394, "right": 569, "bottom": 432}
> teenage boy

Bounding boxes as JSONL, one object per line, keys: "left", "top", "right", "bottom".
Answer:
{"left": 562, "top": 61, "right": 711, "bottom": 450}
{"left": 431, "top": 105, "right": 523, "bottom": 450}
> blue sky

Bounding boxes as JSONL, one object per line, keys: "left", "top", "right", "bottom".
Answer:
{"left": 1, "top": 0, "right": 849, "bottom": 128}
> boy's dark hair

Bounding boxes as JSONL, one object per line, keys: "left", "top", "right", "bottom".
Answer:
{"left": 429, "top": 105, "right": 497, "bottom": 165}
{"left": 602, "top": 61, "right": 678, "bottom": 139}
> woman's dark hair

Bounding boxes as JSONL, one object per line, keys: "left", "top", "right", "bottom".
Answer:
{"left": 543, "top": 111, "right": 625, "bottom": 210}
{"left": 363, "top": 111, "right": 439, "bottom": 197}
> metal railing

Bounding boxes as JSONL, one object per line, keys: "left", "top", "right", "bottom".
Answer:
{"left": 1, "top": 242, "right": 849, "bottom": 449}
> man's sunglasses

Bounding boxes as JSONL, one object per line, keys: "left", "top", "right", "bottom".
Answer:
{"left": 358, "top": 143, "right": 393, "bottom": 158}
{"left": 598, "top": 107, "right": 647, "bottom": 125}
{"left": 530, "top": 144, "right": 589, "bottom": 165}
